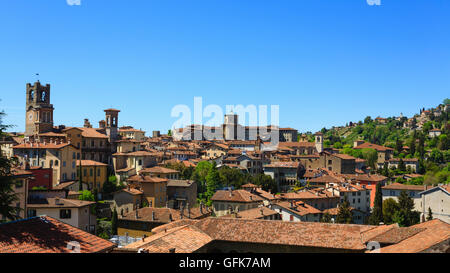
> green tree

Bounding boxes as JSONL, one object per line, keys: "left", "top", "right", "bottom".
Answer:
{"left": 79, "top": 190, "right": 95, "bottom": 201}
{"left": 191, "top": 161, "right": 213, "bottom": 194}
{"left": 252, "top": 174, "right": 277, "bottom": 193}
{"left": 382, "top": 198, "right": 399, "bottom": 225}
{"left": 426, "top": 207, "right": 433, "bottom": 221}
{"left": 368, "top": 183, "right": 383, "bottom": 225}
{"left": 0, "top": 111, "right": 21, "bottom": 221}
{"left": 336, "top": 199, "right": 353, "bottom": 224}
{"left": 204, "top": 162, "right": 220, "bottom": 206}
{"left": 79, "top": 190, "right": 96, "bottom": 214}
{"left": 111, "top": 207, "right": 118, "bottom": 235}
{"left": 395, "top": 138, "right": 403, "bottom": 154}
{"left": 409, "top": 136, "right": 416, "bottom": 156}
{"left": 362, "top": 148, "right": 378, "bottom": 170}
{"left": 394, "top": 190, "right": 420, "bottom": 227}
{"left": 321, "top": 213, "right": 333, "bottom": 223}
{"left": 218, "top": 166, "right": 245, "bottom": 189}
{"left": 398, "top": 159, "right": 406, "bottom": 172}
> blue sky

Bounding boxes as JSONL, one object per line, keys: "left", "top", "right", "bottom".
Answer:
{"left": 0, "top": 0, "right": 449, "bottom": 134}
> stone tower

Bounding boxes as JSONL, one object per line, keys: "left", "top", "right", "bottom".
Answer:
{"left": 314, "top": 132, "right": 324, "bottom": 153}
{"left": 25, "top": 81, "right": 54, "bottom": 137}
{"left": 104, "top": 108, "right": 120, "bottom": 142}
{"left": 223, "top": 113, "right": 239, "bottom": 140}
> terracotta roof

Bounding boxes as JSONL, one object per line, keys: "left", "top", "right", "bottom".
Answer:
{"left": 119, "top": 128, "right": 144, "bottom": 133}
{"left": 275, "top": 201, "right": 322, "bottom": 216}
{"left": 167, "top": 179, "right": 195, "bottom": 187}
{"left": 309, "top": 174, "right": 344, "bottom": 184}
{"left": 52, "top": 181, "right": 77, "bottom": 190}
{"left": 342, "top": 174, "right": 387, "bottom": 183}
{"left": 0, "top": 216, "right": 115, "bottom": 253}
{"left": 12, "top": 142, "right": 73, "bottom": 149}
{"left": 332, "top": 153, "right": 357, "bottom": 160}
{"left": 193, "top": 218, "right": 374, "bottom": 250}
{"left": 121, "top": 207, "right": 209, "bottom": 223}
{"left": 77, "top": 160, "right": 108, "bottom": 166}
{"left": 353, "top": 142, "right": 393, "bottom": 152}
{"left": 221, "top": 206, "right": 279, "bottom": 219}
{"left": 119, "top": 188, "right": 143, "bottom": 195}
{"left": 278, "top": 142, "right": 315, "bottom": 148}
{"left": 373, "top": 220, "right": 450, "bottom": 253}
{"left": 37, "top": 132, "right": 67, "bottom": 137}
{"left": 27, "top": 197, "right": 94, "bottom": 208}
{"left": 127, "top": 175, "right": 168, "bottom": 183}
{"left": 241, "top": 183, "right": 258, "bottom": 188}
{"left": 211, "top": 190, "right": 264, "bottom": 203}
{"left": 140, "top": 166, "right": 179, "bottom": 174}
{"left": 151, "top": 219, "right": 200, "bottom": 234}
{"left": 78, "top": 127, "right": 108, "bottom": 139}
{"left": 264, "top": 161, "right": 300, "bottom": 168}
{"left": 125, "top": 224, "right": 213, "bottom": 253}
{"left": 382, "top": 183, "right": 425, "bottom": 191}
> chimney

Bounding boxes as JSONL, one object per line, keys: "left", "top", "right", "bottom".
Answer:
{"left": 169, "top": 248, "right": 176, "bottom": 253}
{"left": 180, "top": 204, "right": 184, "bottom": 219}
{"left": 151, "top": 211, "right": 155, "bottom": 221}
{"left": 200, "top": 202, "right": 204, "bottom": 214}
{"left": 260, "top": 207, "right": 264, "bottom": 216}
{"left": 135, "top": 210, "right": 138, "bottom": 219}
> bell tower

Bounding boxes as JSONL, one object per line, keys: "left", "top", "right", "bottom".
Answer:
{"left": 314, "top": 132, "right": 324, "bottom": 153}
{"left": 104, "top": 108, "right": 120, "bottom": 142}
{"left": 25, "top": 81, "right": 54, "bottom": 137}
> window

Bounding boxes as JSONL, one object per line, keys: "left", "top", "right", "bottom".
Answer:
{"left": 72, "top": 162, "right": 76, "bottom": 169}
{"left": 55, "top": 160, "right": 59, "bottom": 166}
{"left": 97, "top": 169, "right": 100, "bottom": 176}
{"left": 60, "top": 209, "right": 71, "bottom": 219}
{"left": 84, "top": 169, "right": 87, "bottom": 177}
{"left": 63, "top": 161, "right": 66, "bottom": 167}
{"left": 89, "top": 168, "right": 93, "bottom": 177}
{"left": 27, "top": 209, "right": 37, "bottom": 217}
{"left": 72, "top": 152, "right": 76, "bottom": 159}
{"left": 15, "top": 180, "right": 23, "bottom": 188}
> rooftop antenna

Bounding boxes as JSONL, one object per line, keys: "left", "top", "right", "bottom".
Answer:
{"left": 35, "top": 73, "right": 40, "bottom": 82}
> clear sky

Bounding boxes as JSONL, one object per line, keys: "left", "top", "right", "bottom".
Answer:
{"left": 0, "top": 0, "right": 449, "bottom": 134}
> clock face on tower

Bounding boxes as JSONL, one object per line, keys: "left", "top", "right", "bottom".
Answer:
{"left": 28, "top": 113, "right": 33, "bottom": 121}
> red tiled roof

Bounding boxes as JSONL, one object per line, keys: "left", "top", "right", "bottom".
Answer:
{"left": 382, "top": 183, "right": 425, "bottom": 191}
{"left": 140, "top": 166, "right": 179, "bottom": 174}
{"left": 353, "top": 142, "right": 393, "bottom": 152}
{"left": 211, "top": 189, "right": 264, "bottom": 203}
{"left": 0, "top": 216, "right": 115, "bottom": 253}
{"left": 77, "top": 160, "right": 108, "bottom": 166}
{"left": 221, "top": 206, "right": 279, "bottom": 219}
{"left": 373, "top": 219, "right": 450, "bottom": 253}
{"left": 127, "top": 175, "right": 168, "bottom": 183}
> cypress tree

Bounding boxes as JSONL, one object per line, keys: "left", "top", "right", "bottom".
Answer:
{"left": 336, "top": 199, "right": 353, "bottom": 224}
{"left": 369, "top": 183, "right": 383, "bottom": 225}
{"left": 111, "top": 207, "right": 118, "bottom": 235}
{"left": 427, "top": 207, "right": 433, "bottom": 221}
{"left": 398, "top": 159, "right": 406, "bottom": 172}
